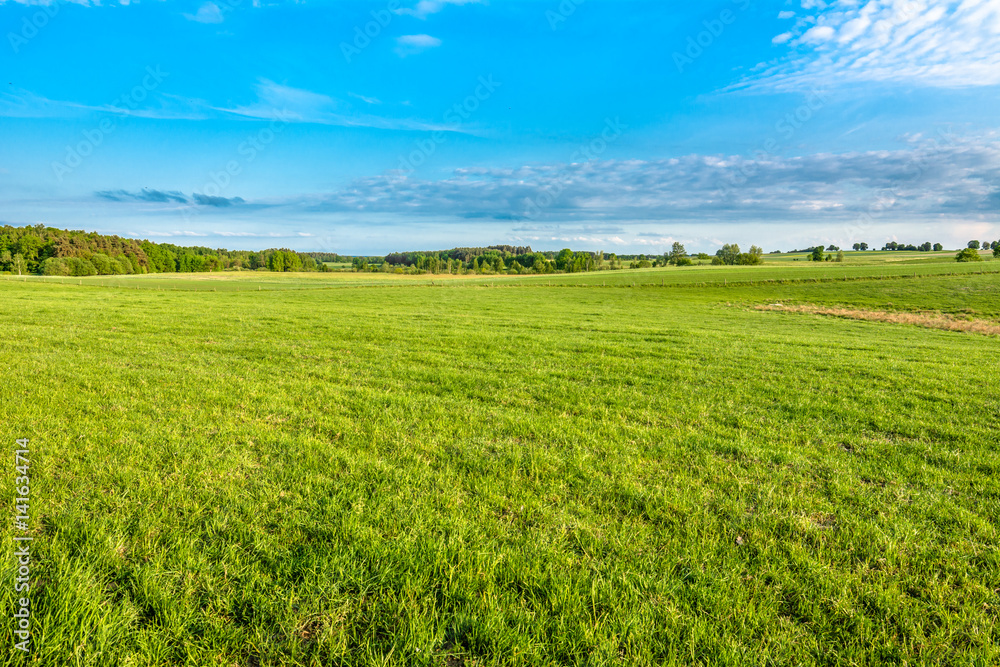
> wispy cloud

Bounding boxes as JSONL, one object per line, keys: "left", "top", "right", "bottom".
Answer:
{"left": 192, "top": 193, "right": 245, "bottom": 207}
{"left": 184, "top": 2, "right": 225, "bottom": 23}
{"left": 395, "top": 34, "right": 442, "bottom": 57}
{"left": 0, "top": 87, "right": 212, "bottom": 121}
{"left": 0, "top": 0, "right": 113, "bottom": 5}
{"left": 214, "top": 231, "right": 284, "bottom": 237}
{"left": 143, "top": 230, "right": 209, "bottom": 238}
{"left": 97, "top": 189, "right": 245, "bottom": 207}
{"left": 0, "top": 80, "right": 467, "bottom": 132}
{"left": 394, "top": 0, "right": 482, "bottom": 20}
{"left": 97, "top": 189, "right": 190, "bottom": 204}
{"left": 348, "top": 92, "right": 381, "bottom": 105}
{"left": 747, "top": 0, "right": 1000, "bottom": 90}
{"left": 214, "top": 78, "right": 466, "bottom": 132}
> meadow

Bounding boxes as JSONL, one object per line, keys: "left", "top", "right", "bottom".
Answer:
{"left": 1, "top": 254, "right": 998, "bottom": 666}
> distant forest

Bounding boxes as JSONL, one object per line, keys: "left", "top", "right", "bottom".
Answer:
{"left": 0, "top": 224, "right": 335, "bottom": 276}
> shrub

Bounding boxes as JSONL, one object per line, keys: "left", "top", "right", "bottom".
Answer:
{"left": 956, "top": 248, "right": 983, "bottom": 262}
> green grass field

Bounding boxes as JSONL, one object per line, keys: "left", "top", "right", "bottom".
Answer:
{"left": 2, "top": 256, "right": 998, "bottom": 666}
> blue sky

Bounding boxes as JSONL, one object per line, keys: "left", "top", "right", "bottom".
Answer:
{"left": 1, "top": 0, "right": 998, "bottom": 254}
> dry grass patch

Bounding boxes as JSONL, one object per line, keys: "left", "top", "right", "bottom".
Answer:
{"left": 756, "top": 303, "right": 1000, "bottom": 336}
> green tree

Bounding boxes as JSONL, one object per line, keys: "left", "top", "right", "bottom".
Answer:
{"left": 90, "top": 253, "right": 113, "bottom": 275}
{"left": 737, "top": 245, "right": 764, "bottom": 265}
{"left": 933, "top": 243, "right": 943, "bottom": 252}
{"left": 713, "top": 244, "right": 741, "bottom": 266}
{"left": 12, "top": 253, "right": 27, "bottom": 275}
{"left": 555, "top": 248, "right": 574, "bottom": 271}
{"left": 67, "top": 257, "right": 97, "bottom": 276}
{"left": 968, "top": 240, "right": 981, "bottom": 250}
{"left": 836, "top": 250, "right": 845, "bottom": 263}
{"left": 41, "top": 257, "right": 70, "bottom": 276}
{"left": 956, "top": 247, "right": 983, "bottom": 262}
{"left": 811, "top": 246, "right": 824, "bottom": 262}
{"left": 668, "top": 242, "right": 688, "bottom": 265}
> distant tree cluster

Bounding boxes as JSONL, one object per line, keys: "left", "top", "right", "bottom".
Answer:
{"left": 303, "top": 252, "right": 356, "bottom": 265}
{"left": 382, "top": 246, "right": 557, "bottom": 274}
{"left": 711, "top": 244, "right": 764, "bottom": 266}
{"left": 956, "top": 239, "right": 1000, "bottom": 262}
{"left": 881, "top": 241, "right": 943, "bottom": 252}
{"left": 0, "top": 224, "right": 327, "bottom": 276}
{"left": 375, "top": 242, "right": 767, "bottom": 275}
{"left": 967, "top": 239, "right": 1000, "bottom": 252}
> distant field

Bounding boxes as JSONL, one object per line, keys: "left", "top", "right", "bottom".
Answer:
{"left": 1, "top": 258, "right": 998, "bottom": 666}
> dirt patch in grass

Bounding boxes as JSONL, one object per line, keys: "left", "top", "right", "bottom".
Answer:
{"left": 756, "top": 303, "right": 1000, "bottom": 336}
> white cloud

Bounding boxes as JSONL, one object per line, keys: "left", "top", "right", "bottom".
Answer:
{"left": 749, "top": 0, "right": 1000, "bottom": 89}
{"left": 799, "top": 24, "right": 836, "bottom": 42}
{"left": 394, "top": 0, "right": 482, "bottom": 20}
{"left": 395, "top": 34, "right": 442, "bottom": 57}
{"left": 184, "top": 2, "right": 225, "bottom": 24}
{"left": 306, "top": 133, "right": 1000, "bottom": 227}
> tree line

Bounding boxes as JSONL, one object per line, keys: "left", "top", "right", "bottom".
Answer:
{"left": 369, "top": 242, "right": 765, "bottom": 275}
{"left": 0, "top": 224, "right": 330, "bottom": 276}
{"left": 26, "top": 223, "right": 1000, "bottom": 277}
